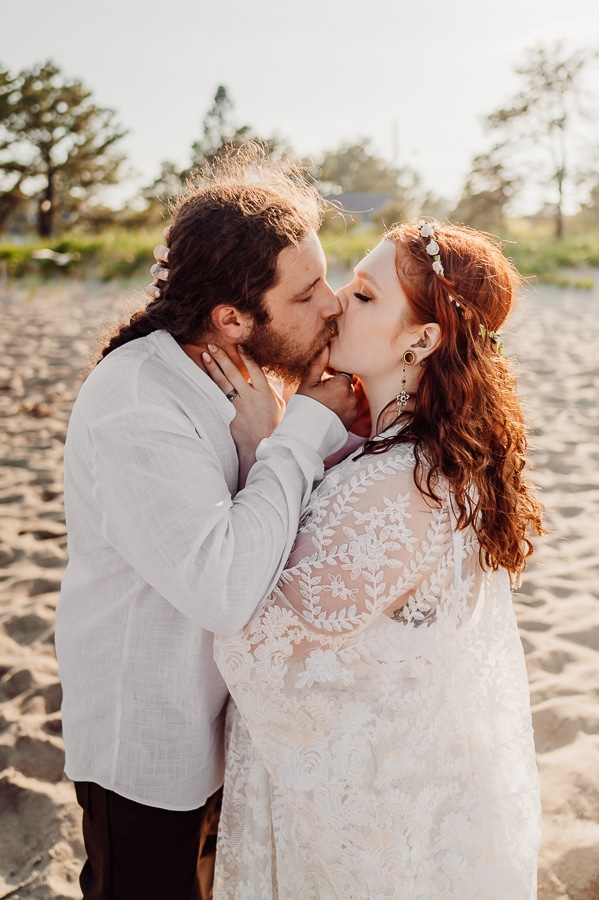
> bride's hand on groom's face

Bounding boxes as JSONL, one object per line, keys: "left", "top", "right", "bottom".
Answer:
{"left": 322, "top": 369, "right": 371, "bottom": 438}
{"left": 202, "top": 344, "right": 286, "bottom": 487}
{"left": 296, "top": 349, "right": 359, "bottom": 431}
{"left": 345, "top": 379, "right": 371, "bottom": 438}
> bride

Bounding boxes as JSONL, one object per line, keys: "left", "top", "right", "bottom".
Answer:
{"left": 211, "top": 220, "right": 543, "bottom": 899}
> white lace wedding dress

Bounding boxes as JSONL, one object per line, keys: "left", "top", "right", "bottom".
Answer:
{"left": 213, "top": 441, "right": 541, "bottom": 899}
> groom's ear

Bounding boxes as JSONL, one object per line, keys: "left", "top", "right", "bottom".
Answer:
{"left": 210, "top": 305, "right": 253, "bottom": 343}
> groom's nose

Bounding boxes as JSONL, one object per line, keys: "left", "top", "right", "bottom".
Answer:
{"left": 318, "top": 281, "right": 342, "bottom": 318}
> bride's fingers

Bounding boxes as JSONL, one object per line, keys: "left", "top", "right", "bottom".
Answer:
{"left": 153, "top": 244, "right": 169, "bottom": 263}
{"left": 201, "top": 350, "right": 236, "bottom": 397}
{"left": 300, "top": 346, "right": 330, "bottom": 388}
{"left": 205, "top": 345, "right": 248, "bottom": 394}
{"left": 145, "top": 283, "right": 161, "bottom": 298}
{"left": 237, "top": 348, "right": 269, "bottom": 389}
{"left": 150, "top": 263, "right": 169, "bottom": 282}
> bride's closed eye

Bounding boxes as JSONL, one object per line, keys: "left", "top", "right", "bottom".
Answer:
{"left": 353, "top": 291, "right": 373, "bottom": 302}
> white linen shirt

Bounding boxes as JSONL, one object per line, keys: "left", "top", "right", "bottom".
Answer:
{"left": 55, "top": 330, "right": 346, "bottom": 811}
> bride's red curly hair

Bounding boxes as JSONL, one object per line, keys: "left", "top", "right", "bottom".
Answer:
{"left": 365, "top": 220, "right": 544, "bottom": 582}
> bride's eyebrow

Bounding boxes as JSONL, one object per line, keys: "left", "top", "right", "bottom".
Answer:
{"left": 353, "top": 270, "right": 381, "bottom": 291}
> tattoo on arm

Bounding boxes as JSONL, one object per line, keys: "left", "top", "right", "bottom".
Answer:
{"left": 390, "top": 605, "right": 436, "bottom": 627}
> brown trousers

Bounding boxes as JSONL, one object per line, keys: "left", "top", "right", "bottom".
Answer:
{"left": 74, "top": 782, "right": 222, "bottom": 900}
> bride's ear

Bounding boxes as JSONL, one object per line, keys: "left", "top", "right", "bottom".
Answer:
{"left": 411, "top": 323, "right": 441, "bottom": 361}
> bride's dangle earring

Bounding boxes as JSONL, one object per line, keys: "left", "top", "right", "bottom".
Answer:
{"left": 396, "top": 349, "right": 417, "bottom": 410}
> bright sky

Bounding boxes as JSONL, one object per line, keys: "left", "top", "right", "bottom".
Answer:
{"left": 5, "top": 0, "right": 599, "bottom": 207}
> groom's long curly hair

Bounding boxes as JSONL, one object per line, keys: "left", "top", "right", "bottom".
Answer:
{"left": 98, "top": 143, "right": 325, "bottom": 359}
{"left": 365, "top": 220, "right": 545, "bottom": 583}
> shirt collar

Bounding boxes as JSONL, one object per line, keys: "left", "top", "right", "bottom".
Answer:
{"left": 150, "top": 330, "right": 236, "bottom": 424}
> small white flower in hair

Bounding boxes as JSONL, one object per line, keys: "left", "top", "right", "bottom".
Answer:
{"left": 419, "top": 221, "right": 435, "bottom": 238}
{"left": 418, "top": 218, "right": 445, "bottom": 277}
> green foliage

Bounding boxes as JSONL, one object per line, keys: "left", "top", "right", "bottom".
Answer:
{"left": 0, "top": 226, "right": 383, "bottom": 281}
{"left": 314, "top": 140, "right": 427, "bottom": 233}
{"left": 534, "top": 273, "right": 595, "bottom": 289}
{"left": 318, "top": 224, "right": 599, "bottom": 285}
{"left": 504, "top": 234, "right": 599, "bottom": 275}
{"left": 1, "top": 216, "right": 598, "bottom": 287}
{"left": 484, "top": 41, "right": 599, "bottom": 239}
{"left": 183, "top": 85, "right": 284, "bottom": 181}
{"left": 140, "top": 160, "right": 184, "bottom": 213}
{"left": 450, "top": 152, "right": 520, "bottom": 232}
{"left": 0, "top": 228, "right": 161, "bottom": 280}
{"left": 316, "top": 139, "right": 401, "bottom": 195}
{"left": 0, "top": 60, "right": 127, "bottom": 237}
{"left": 574, "top": 181, "right": 599, "bottom": 231}
{"left": 319, "top": 226, "right": 381, "bottom": 268}
{"left": 138, "top": 85, "right": 284, "bottom": 218}
{"left": 186, "top": 85, "right": 253, "bottom": 174}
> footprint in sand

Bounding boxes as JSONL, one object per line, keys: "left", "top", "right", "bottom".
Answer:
{"left": 533, "top": 697, "right": 599, "bottom": 753}
{"left": 0, "top": 667, "right": 36, "bottom": 701}
{"left": 21, "top": 682, "right": 62, "bottom": 716}
{"left": 559, "top": 624, "right": 599, "bottom": 652}
{"left": 4, "top": 612, "right": 55, "bottom": 645}
{"left": 0, "top": 776, "right": 76, "bottom": 886}
{"left": 9, "top": 577, "right": 62, "bottom": 599}
{"left": 10, "top": 733, "right": 65, "bottom": 782}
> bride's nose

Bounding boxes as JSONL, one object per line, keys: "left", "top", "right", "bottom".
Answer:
{"left": 335, "top": 287, "right": 349, "bottom": 313}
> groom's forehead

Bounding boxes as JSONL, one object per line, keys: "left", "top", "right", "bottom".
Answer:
{"left": 272, "top": 233, "right": 326, "bottom": 287}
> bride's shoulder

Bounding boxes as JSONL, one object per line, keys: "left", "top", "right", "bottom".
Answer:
{"left": 317, "top": 441, "right": 419, "bottom": 499}
{"left": 345, "top": 441, "right": 418, "bottom": 475}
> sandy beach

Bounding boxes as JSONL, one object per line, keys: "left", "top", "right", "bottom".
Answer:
{"left": 0, "top": 271, "right": 598, "bottom": 899}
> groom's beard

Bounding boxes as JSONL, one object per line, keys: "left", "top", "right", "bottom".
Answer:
{"left": 240, "top": 317, "right": 338, "bottom": 385}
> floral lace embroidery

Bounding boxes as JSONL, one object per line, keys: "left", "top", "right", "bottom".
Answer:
{"left": 213, "top": 443, "right": 541, "bottom": 899}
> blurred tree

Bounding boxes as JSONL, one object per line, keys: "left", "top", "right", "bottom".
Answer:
{"left": 0, "top": 61, "right": 127, "bottom": 236}
{"left": 0, "top": 183, "right": 26, "bottom": 232}
{"left": 450, "top": 152, "right": 520, "bottom": 233}
{"left": 187, "top": 85, "right": 252, "bottom": 171}
{"left": 485, "top": 41, "right": 598, "bottom": 239}
{"left": 137, "top": 86, "right": 284, "bottom": 219}
{"left": 317, "top": 139, "right": 400, "bottom": 194}
{"left": 573, "top": 179, "right": 599, "bottom": 230}
{"left": 184, "top": 85, "right": 282, "bottom": 178}
{"left": 140, "top": 160, "right": 185, "bottom": 216}
{"left": 416, "top": 190, "right": 451, "bottom": 224}
{"left": 376, "top": 169, "right": 432, "bottom": 226}
{"left": 316, "top": 138, "right": 429, "bottom": 231}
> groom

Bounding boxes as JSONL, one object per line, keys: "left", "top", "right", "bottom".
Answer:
{"left": 56, "top": 147, "right": 358, "bottom": 900}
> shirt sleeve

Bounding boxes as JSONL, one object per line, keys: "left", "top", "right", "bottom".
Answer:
{"left": 88, "top": 394, "right": 347, "bottom": 634}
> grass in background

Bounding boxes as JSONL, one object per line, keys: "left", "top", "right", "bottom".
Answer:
{"left": 319, "top": 225, "right": 599, "bottom": 288}
{"left": 0, "top": 228, "right": 162, "bottom": 281}
{"left": 1, "top": 224, "right": 598, "bottom": 287}
{"left": 502, "top": 226, "right": 599, "bottom": 274}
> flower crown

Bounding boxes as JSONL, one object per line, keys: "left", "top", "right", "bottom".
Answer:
{"left": 419, "top": 219, "right": 466, "bottom": 312}
{"left": 418, "top": 220, "right": 506, "bottom": 355}
{"left": 418, "top": 220, "right": 444, "bottom": 276}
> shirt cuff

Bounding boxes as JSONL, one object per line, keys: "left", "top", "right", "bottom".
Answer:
{"left": 265, "top": 394, "right": 348, "bottom": 461}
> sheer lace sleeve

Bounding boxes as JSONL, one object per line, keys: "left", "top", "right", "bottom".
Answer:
{"left": 245, "top": 445, "right": 458, "bottom": 653}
